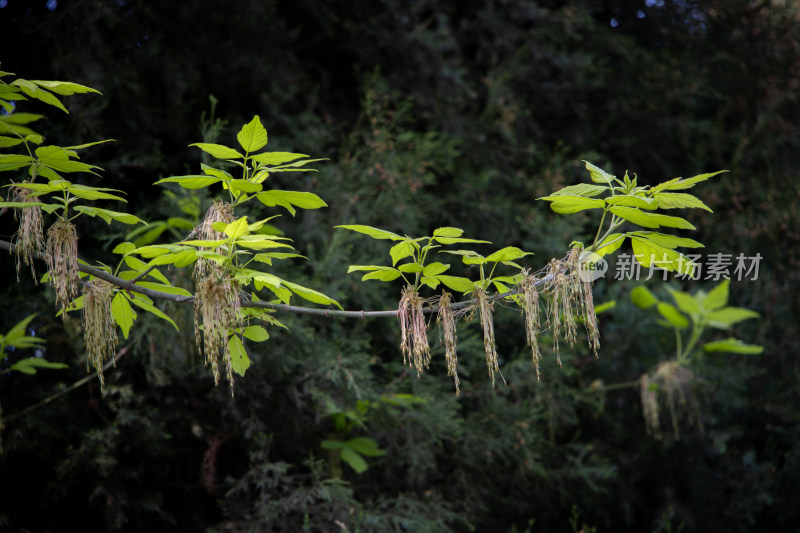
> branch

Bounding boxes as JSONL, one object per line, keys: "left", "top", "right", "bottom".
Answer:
{"left": 0, "top": 239, "right": 546, "bottom": 319}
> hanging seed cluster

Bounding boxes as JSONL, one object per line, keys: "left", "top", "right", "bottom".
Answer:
{"left": 45, "top": 218, "right": 80, "bottom": 313}
{"left": 398, "top": 246, "right": 602, "bottom": 393}
{"left": 192, "top": 201, "right": 241, "bottom": 394}
{"left": 437, "top": 291, "right": 460, "bottom": 395}
{"left": 640, "top": 360, "right": 700, "bottom": 440}
{"left": 83, "top": 280, "right": 117, "bottom": 392}
{"left": 10, "top": 186, "right": 44, "bottom": 281}
{"left": 398, "top": 286, "right": 431, "bottom": 376}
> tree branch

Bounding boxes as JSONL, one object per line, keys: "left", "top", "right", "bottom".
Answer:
{"left": 0, "top": 239, "right": 547, "bottom": 319}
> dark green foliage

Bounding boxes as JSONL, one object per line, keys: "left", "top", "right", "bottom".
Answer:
{"left": 1, "top": 0, "right": 800, "bottom": 532}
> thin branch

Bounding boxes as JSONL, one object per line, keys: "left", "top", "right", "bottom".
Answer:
{"left": 0, "top": 238, "right": 547, "bottom": 318}
{"left": 1, "top": 344, "right": 131, "bottom": 426}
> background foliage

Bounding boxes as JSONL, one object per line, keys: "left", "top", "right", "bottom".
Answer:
{"left": 1, "top": 0, "right": 799, "bottom": 531}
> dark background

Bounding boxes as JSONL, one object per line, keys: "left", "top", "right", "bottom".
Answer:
{"left": 1, "top": 0, "right": 799, "bottom": 531}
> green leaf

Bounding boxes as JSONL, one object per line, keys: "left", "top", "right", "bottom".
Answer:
{"left": 282, "top": 280, "right": 342, "bottom": 309}
{"left": 433, "top": 236, "right": 491, "bottom": 245}
{"left": 35, "top": 145, "right": 100, "bottom": 174}
{"left": 0, "top": 135, "right": 23, "bottom": 148}
{"left": 250, "top": 152, "right": 309, "bottom": 165}
{"left": 539, "top": 195, "right": 605, "bottom": 214}
{"left": 609, "top": 206, "right": 695, "bottom": 230}
{"left": 237, "top": 115, "right": 268, "bottom": 153}
{"left": 653, "top": 192, "right": 712, "bottom": 212}
{"left": 702, "top": 338, "right": 763, "bottom": 355}
{"left": 583, "top": 161, "right": 615, "bottom": 184}
{"left": 12, "top": 79, "right": 67, "bottom": 113}
{"left": 595, "top": 300, "right": 616, "bottom": 314}
{"left": 605, "top": 195, "right": 658, "bottom": 210}
{"left": 362, "top": 268, "right": 403, "bottom": 282}
{"left": 321, "top": 440, "right": 344, "bottom": 450}
{"left": 0, "top": 153, "right": 34, "bottom": 171}
{"left": 345, "top": 437, "right": 386, "bottom": 457}
{"left": 223, "top": 217, "right": 250, "bottom": 239}
{"left": 423, "top": 262, "right": 449, "bottom": 277}
{"left": 112, "top": 242, "right": 136, "bottom": 255}
{"left": 627, "top": 231, "right": 703, "bottom": 249}
{"left": 549, "top": 183, "right": 608, "bottom": 197}
{"left": 666, "top": 288, "right": 702, "bottom": 317}
{"left": 398, "top": 263, "right": 423, "bottom": 273}
{"left": 335, "top": 224, "right": 404, "bottom": 241}
{"left": 704, "top": 280, "right": 729, "bottom": 311}
{"left": 242, "top": 325, "right": 269, "bottom": 342}
{"left": 629, "top": 235, "right": 697, "bottom": 277}
{"left": 256, "top": 190, "right": 327, "bottom": 215}
{"left": 657, "top": 302, "right": 689, "bottom": 329}
{"left": 31, "top": 80, "right": 100, "bottom": 96}
{"left": 707, "top": 307, "right": 760, "bottom": 329}
{"left": 67, "top": 184, "right": 126, "bottom": 202}
{"left": 390, "top": 241, "right": 415, "bottom": 265}
{"left": 4, "top": 314, "right": 39, "bottom": 346}
{"left": 111, "top": 293, "right": 136, "bottom": 339}
{"left": 593, "top": 234, "right": 625, "bottom": 257}
{"left": 651, "top": 171, "right": 727, "bottom": 193}
{"left": 227, "top": 179, "right": 262, "bottom": 193}
{"left": 135, "top": 281, "right": 193, "bottom": 298}
{"left": 485, "top": 246, "right": 532, "bottom": 263}
{"left": 127, "top": 295, "right": 179, "bottom": 331}
{"left": 437, "top": 275, "right": 476, "bottom": 293}
{"left": 340, "top": 446, "right": 368, "bottom": 474}
{"left": 631, "top": 286, "right": 658, "bottom": 309}
{"left": 154, "top": 175, "right": 223, "bottom": 189}
{"left": 432, "top": 227, "right": 464, "bottom": 238}
{"left": 74, "top": 206, "right": 144, "bottom": 225}
{"left": 10, "top": 357, "right": 68, "bottom": 375}
{"left": 189, "top": 142, "right": 243, "bottom": 160}
{"left": 0, "top": 201, "right": 45, "bottom": 209}
{"left": 229, "top": 334, "right": 251, "bottom": 376}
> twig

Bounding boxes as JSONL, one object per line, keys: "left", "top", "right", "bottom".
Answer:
{"left": 1, "top": 344, "right": 131, "bottom": 426}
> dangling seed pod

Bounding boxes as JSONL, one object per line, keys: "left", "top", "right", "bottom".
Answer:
{"left": 10, "top": 186, "right": 44, "bottom": 282}
{"left": 475, "top": 285, "right": 504, "bottom": 387}
{"left": 45, "top": 218, "right": 80, "bottom": 314}
{"left": 83, "top": 280, "right": 117, "bottom": 392}
{"left": 521, "top": 274, "right": 543, "bottom": 382}
{"left": 192, "top": 201, "right": 241, "bottom": 395}
{"left": 581, "top": 280, "right": 600, "bottom": 357}
{"left": 437, "top": 291, "right": 459, "bottom": 395}
{"left": 398, "top": 286, "right": 430, "bottom": 377}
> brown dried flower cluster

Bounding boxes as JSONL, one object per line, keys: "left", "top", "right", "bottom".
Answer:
{"left": 475, "top": 285, "right": 504, "bottom": 388}
{"left": 83, "top": 280, "right": 118, "bottom": 391}
{"left": 10, "top": 186, "right": 44, "bottom": 281}
{"left": 192, "top": 201, "right": 241, "bottom": 395}
{"left": 45, "top": 218, "right": 80, "bottom": 313}
{"left": 398, "top": 286, "right": 430, "bottom": 376}
{"left": 437, "top": 291, "right": 459, "bottom": 395}
{"left": 640, "top": 360, "right": 701, "bottom": 440}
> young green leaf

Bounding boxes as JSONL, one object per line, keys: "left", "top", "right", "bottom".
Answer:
{"left": 111, "top": 292, "right": 136, "bottom": 339}
{"left": 653, "top": 192, "right": 712, "bottom": 212}
{"left": 189, "top": 142, "right": 243, "bottom": 160}
{"left": 345, "top": 437, "right": 386, "bottom": 457}
{"left": 485, "top": 246, "right": 532, "bottom": 263}
{"left": 127, "top": 295, "right": 178, "bottom": 331}
{"left": 629, "top": 235, "right": 697, "bottom": 277}
{"left": 154, "top": 175, "right": 223, "bottom": 189}
{"left": 340, "top": 445, "right": 368, "bottom": 474}
{"left": 538, "top": 195, "right": 605, "bottom": 214}
{"left": 432, "top": 227, "right": 464, "bottom": 238}
{"left": 703, "top": 280, "right": 730, "bottom": 311}
{"left": 548, "top": 183, "right": 608, "bottom": 197}
{"left": 256, "top": 190, "right": 328, "bottom": 216}
{"left": 707, "top": 308, "right": 760, "bottom": 329}
{"left": 631, "top": 286, "right": 659, "bottom": 309}
{"left": 237, "top": 115, "right": 268, "bottom": 153}
{"left": 437, "top": 275, "right": 476, "bottom": 293}
{"left": 593, "top": 233, "right": 626, "bottom": 257}
{"left": 229, "top": 334, "right": 251, "bottom": 376}
{"left": 242, "top": 325, "right": 269, "bottom": 342}
{"left": 390, "top": 241, "right": 415, "bottom": 265}
{"left": 583, "top": 161, "right": 615, "bottom": 184}
{"left": 627, "top": 231, "right": 703, "bottom": 249}
{"left": 657, "top": 302, "right": 689, "bottom": 329}
{"left": 282, "top": 280, "right": 343, "bottom": 309}
{"left": 609, "top": 206, "right": 695, "bottom": 230}
{"left": 250, "top": 152, "right": 309, "bottom": 165}
{"left": 10, "top": 357, "right": 68, "bottom": 374}
{"left": 702, "top": 338, "right": 763, "bottom": 355}
{"left": 336, "top": 224, "right": 404, "bottom": 241}
{"left": 604, "top": 195, "right": 658, "bottom": 210}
